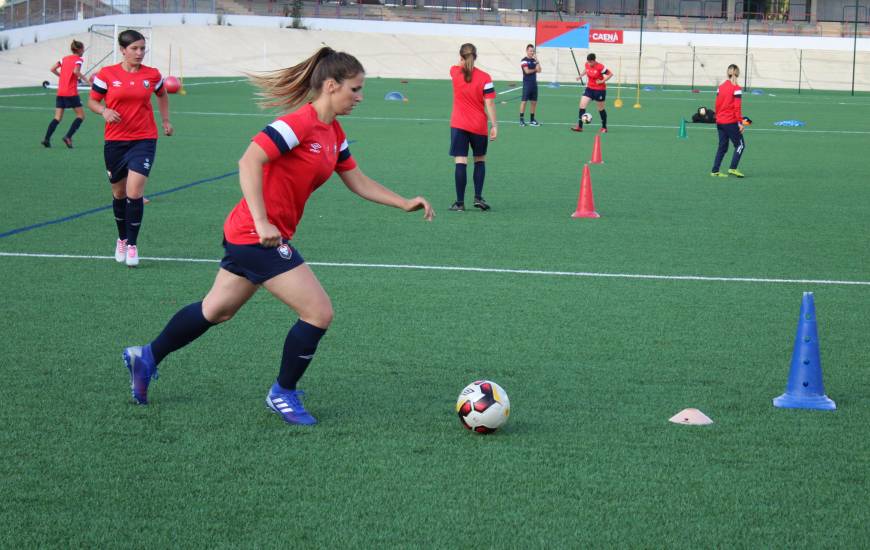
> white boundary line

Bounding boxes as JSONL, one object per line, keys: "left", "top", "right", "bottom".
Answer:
{"left": 1, "top": 251, "right": 868, "bottom": 287}
{"left": 1, "top": 104, "right": 867, "bottom": 134}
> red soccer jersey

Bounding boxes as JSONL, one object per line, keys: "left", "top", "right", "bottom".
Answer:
{"left": 90, "top": 63, "right": 165, "bottom": 141}
{"left": 449, "top": 65, "right": 496, "bottom": 136}
{"left": 715, "top": 80, "right": 743, "bottom": 124}
{"left": 57, "top": 54, "right": 83, "bottom": 97}
{"left": 223, "top": 104, "right": 358, "bottom": 245}
{"left": 585, "top": 62, "right": 610, "bottom": 91}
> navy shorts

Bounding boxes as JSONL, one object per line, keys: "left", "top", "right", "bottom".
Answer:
{"left": 522, "top": 83, "right": 538, "bottom": 102}
{"left": 104, "top": 139, "right": 157, "bottom": 183}
{"left": 449, "top": 127, "right": 488, "bottom": 157}
{"left": 220, "top": 238, "right": 305, "bottom": 285}
{"left": 56, "top": 95, "right": 82, "bottom": 109}
{"left": 583, "top": 88, "right": 607, "bottom": 102}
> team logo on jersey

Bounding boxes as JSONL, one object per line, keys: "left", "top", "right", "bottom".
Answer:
{"left": 277, "top": 244, "right": 293, "bottom": 260}
{"left": 112, "top": 80, "right": 122, "bottom": 88}
{"left": 309, "top": 142, "right": 322, "bottom": 154}
{"left": 143, "top": 80, "right": 150, "bottom": 88}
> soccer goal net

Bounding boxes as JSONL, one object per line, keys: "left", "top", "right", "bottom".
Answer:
{"left": 83, "top": 24, "right": 153, "bottom": 78}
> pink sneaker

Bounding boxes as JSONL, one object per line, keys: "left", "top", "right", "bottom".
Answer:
{"left": 125, "top": 244, "right": 139, "bottom": 267}
{"left": 115, "top": 239, "right": 127, "bottom": 263}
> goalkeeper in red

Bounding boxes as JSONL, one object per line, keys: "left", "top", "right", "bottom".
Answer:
{"left": 711, "top": 64, "right": 746, "bottom": 178}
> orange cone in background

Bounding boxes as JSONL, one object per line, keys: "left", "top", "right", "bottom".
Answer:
{"left": 571, "top": 164, "right": 600, "bottom": 219}
{"left": 590, "top": 133, "right": 603, "bottom": 164}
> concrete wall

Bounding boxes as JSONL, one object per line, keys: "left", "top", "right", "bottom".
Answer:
{"left": 1, "top": 15, "right": 867, "bottom": 90}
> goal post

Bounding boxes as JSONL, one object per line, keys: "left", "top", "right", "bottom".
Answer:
{"left": 84, "top": 24, "right": 153, "bottom": 78}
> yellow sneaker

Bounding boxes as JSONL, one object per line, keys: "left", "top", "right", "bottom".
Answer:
{"left": 728, "top": 169, "right": 745, "bottom": 178}
{"left": 710, "top": 172, "right": 728, "bottom": 178}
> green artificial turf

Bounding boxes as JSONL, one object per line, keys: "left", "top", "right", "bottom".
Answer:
{"left": 1, "top": 77, "right": 868, "bottom": 547}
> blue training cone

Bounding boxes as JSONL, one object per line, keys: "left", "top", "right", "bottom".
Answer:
{"left": 773, "top": 292, "right": 836, "bottom": 410}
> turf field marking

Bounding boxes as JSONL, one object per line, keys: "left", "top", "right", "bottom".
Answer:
{"left": 0, "top": 92, "right": 49, "bottom": 98}
{"left": 182, "top": 79, "right": 248, "bottom": 87}
{"left": 498, "top": 86, "right": 523, "bottom": 95}
{"left": 0, "top": 171, "right": 237, "bottom": 239}
{"left": 2, "top": 105, "right": 868, "bottom": 134}
{"left": 1, "top": 251, "right": 869, "bottom": 286}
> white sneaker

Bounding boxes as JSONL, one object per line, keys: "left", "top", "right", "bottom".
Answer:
{"left": 115, "top": 239, "right": 128, "bottom": 263}
{"left": 125, "top": 244, "right": 139, "bottom": 267}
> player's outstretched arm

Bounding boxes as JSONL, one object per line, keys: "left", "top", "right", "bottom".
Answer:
{"left": 339, "top": 167, "right": 434, "bottom": 221}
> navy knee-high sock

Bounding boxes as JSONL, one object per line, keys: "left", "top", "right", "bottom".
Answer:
{"left": 277, "top": 320, "right": 327, "bottom": 390}
{"left": 113, "top": 198, "right": 127, "bottom": 240}
{"left": 126, "top": 197, "right": 144, "bottom": 246}
{"left": 473, "top": 161, "right": 486, "bottom": 199}
{"left": 65, "top": 118, "right": 83, "bottom": 138}
{"left": 578, "top": 108, "right": 586, "bottom": 126}
{"left": 150, "top": 302, "right": 216, "bottom": 366}
{"left": 44, "top": 119, "right": 59, "bottom": 142}
{"left": 600, "top": 109, "right": 608, "bottom": 129}
{"left": 454, "top": 163, "right": 468, "bottom": 203}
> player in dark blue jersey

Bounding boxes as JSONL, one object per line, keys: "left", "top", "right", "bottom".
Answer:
{"left": 519, "top": 44, "right": 542, "bottom": 127}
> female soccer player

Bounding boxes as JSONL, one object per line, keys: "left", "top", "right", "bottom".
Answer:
{"left": 572, "top": 53, "right": 613, "bottom": 133}
{"left": 519, "top": 44, "right": 542, "bottom": 127}
{"left": 449, "top": 43, "right": 497, "bottom": 212}
{"left": 711, "top": 64, "right": 746, "bottom": 178}
{"left": 87, "top": 29, "right": 173, "bottom": 267}
{"left": 42, "top": 40, "right": 87, "bottom": 148}
{"left": 121, "top": 47, "right": 434, "bottom": 426}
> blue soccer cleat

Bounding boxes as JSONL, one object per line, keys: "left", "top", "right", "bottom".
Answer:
{"left": 265, "top": 384, "right": 317, "bottom": 425}
{"left": 122, "top": 344, "right": 158, "bottom": 405}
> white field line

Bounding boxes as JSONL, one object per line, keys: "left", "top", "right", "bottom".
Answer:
{"left": 1, "top": 251, "right": 869, "bottom": 287}
{"left": 2, "top": 103, "right": 866, "bottom": 134}
{"left": 0, "top": 92, "right": 50, "bottom": 98}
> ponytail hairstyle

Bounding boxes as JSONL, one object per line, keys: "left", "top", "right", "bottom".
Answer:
{"left": 250, "top": 47, "right": 365, "bottom": 111}
{"left": 70, "top": 39, "right": 84, "bottom": 54}
{"left": 459, "top": 43, "right": 477, "bottom": 83}
{"left": 118, "top": 29, "right": 146, "bottom": 48}
{"left": 727, "top": 64, "right": 740, "bottom": 80}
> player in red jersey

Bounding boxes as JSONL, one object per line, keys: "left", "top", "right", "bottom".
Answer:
{"left": 120, "top": 48, "right": 434, "bottom": 425}
{"left": 572, "top": 53, "right": 613, "bottom": 133}
{"left": 42, "top": 40, "right": 87, "bottom": 149}
{"left": 449, "top": 43, "right": 497, "bottom": 212}
{"left": 88, "top": 29, "right": 173, "bottom": 267}
{"left": 711, "top": 64, "right": 747, "bottom": 178}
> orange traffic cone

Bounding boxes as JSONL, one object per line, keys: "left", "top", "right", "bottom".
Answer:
{"left": 571, "top": 164, "right": 600, "bottom": 218}
{"left": 590, "top": 134, "right": 603, "bottom": 164}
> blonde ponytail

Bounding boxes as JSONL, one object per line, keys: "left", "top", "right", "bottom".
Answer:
{"left": 250, "top": 47, "right": 365, "bottom": 111}
{"left": 459, "top": 43, "right": 477, "bottom": 83}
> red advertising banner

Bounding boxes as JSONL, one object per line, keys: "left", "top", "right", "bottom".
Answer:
{"left": 589, "top": 29, "right": 624, "bottom": 44}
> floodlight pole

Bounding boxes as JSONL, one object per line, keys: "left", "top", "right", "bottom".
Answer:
{"left": 744, "top": 15, "right": 749, "bottom": 89}
{"left": 851, "top": 2, "right": 859, "bottom": 96}
{"left": 638, "top": 0, "right": 645, "bottom": 85}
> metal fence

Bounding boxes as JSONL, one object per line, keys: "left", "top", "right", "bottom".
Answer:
{"left": 2, "top": 0, "right": 869, "bottom": 33}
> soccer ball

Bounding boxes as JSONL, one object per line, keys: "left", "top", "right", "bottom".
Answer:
{"left": 456, "top": 380, "right": 510, "bottom": 434}
{"left": 164, "top": 76, "right": 181, "bottom": 94}
{"left": 581, "top": 112, "right": 593, "bottom": 124}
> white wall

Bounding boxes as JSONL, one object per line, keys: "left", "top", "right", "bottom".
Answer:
{"left": 1, "top": 15, "right": 867, "bottom": 90}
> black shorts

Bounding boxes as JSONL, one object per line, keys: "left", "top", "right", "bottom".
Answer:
{"left": 583, "top": 88, "right": 606, "bottom": 102}
{"left": 55, "top": 95, "right": 82, "bottom": 109}
{"left": 220, "top": 238, "right": 305, "bottom": 285}
{"left": 449, "top": 127, "right": 488, "bottom": 157}
{"left": 104, "top": 139, "right": 157, "bottom": 183}
{"left": 522, "top": 83, "right": 538, "bottom": 102}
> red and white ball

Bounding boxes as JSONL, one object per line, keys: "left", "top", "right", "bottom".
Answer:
{"left": 164, "top": 76, "right": 181, "bottom": 94}
{"left": 456, "top": 380, "right": 510, "bottom": 434}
